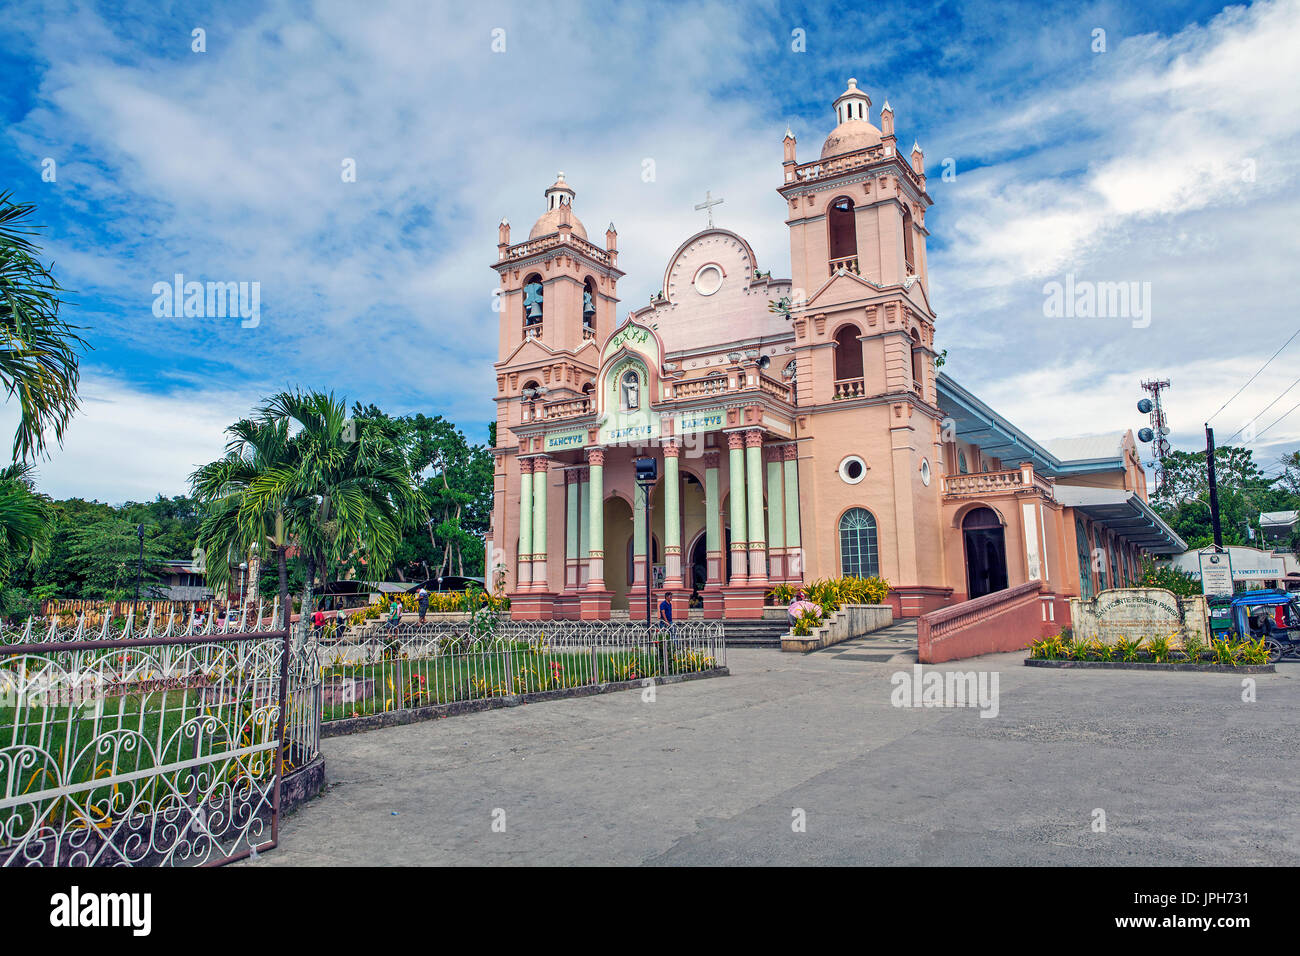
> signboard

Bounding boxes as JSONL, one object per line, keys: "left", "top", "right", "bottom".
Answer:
{"left": 544, "top": 429, "right": 587, "bottom": 452}
{"left": 675, "top": 408, "right": 725, "bottom": 435}
{"left": 1199, "top": 549, "right": 1234, "bottom": 597}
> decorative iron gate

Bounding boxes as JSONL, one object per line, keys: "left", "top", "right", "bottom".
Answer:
{"left": 0, "top": 626, "right": 296, "bottom": 866}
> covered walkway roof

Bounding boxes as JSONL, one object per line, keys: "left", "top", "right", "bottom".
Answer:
{"left": 936, "top": 374, "right": 1126, "bottom": 478}
{"left": 1051, "top": 486, "right": 1187, "bottom": 554}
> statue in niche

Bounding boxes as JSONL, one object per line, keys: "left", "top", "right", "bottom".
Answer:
{"left": 523, "top": 281, "right": 544, "bottom": 323}
{"left": 621, "top": 370, "right": 640, "bottom": 411}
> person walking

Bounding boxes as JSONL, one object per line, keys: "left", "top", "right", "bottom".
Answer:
{"left": 417, "top": 586, "right": 430, "bottom": 624}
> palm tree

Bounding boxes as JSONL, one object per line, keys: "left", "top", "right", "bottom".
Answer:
{"left": 250, "top": 390, "right": 425, "bottom": 642}
{"left": 190, "top": 416, "right": 297, "bottom": 632}
{"left": 0, "top": 461, "right": 54, "bottom": 585}
{"left": 192, "top": 391, "right": 426, "bottom": 640}
{"left": 0, "top": 192, "right": 87, "bottom": 461}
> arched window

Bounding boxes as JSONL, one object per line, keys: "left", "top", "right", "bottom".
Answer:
{"left": 910, "top": 329, "right": 924, "bottom": 390}
{"left": 958, "top": 450, "right": 969, "bottom": 474}
{"left": 828, "top": 197, "right": 857, "bottom": 266}
{"left": 582, "top": 277, "right": 597, "bottom": 333}
{"left": 523, "top": 273, "right": 544, "bottom": 332}
{"left": 1076, "top": 520, "right": 1094, "bottom": 600}
{"left": 838, "top": 508, "right": 879, "bottom": 578}
{"left": 902, "top": 206, "right": 916, "bottom": 275}
{"left": 833, "top": 325, "right": 863, "bottom": 382}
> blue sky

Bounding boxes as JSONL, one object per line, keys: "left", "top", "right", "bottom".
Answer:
{"left": 2, "top": 0, "right": 1298, "bottom": 501}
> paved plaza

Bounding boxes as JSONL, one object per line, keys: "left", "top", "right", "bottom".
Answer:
{"left": 257, "top": 641, "right": 1299, "bottom": 866}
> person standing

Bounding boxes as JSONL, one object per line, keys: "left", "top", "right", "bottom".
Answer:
{"left": 417, "top": 586, "right": 430, "bottom": 624}
{"left": 388, "top": 595, "right": 403, "bottom": 631}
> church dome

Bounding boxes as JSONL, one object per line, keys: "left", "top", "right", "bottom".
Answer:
{"left": 529, "top": 171, "right": 588, "bottom": 240}
{"left": 821, "top": 119, "right": 883, "bottom": 158}
{"left": 820, "top": 77, "right": 882, "bottom": 159}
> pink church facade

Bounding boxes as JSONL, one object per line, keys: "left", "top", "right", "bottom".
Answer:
{"left": 486, "top": 80, "right": 1184, "bottom": 624}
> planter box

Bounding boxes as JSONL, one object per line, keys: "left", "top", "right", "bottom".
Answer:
{"left": 1024, "top": 658, "right": 1275, "bottom": 674}
{"left": 781, "top": 604, "right": 894, "bottom": 653}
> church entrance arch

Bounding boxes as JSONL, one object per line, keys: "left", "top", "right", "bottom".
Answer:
{"left": 687, "top": 528, "right": 731, "bottom": 599}
{"left": 962, "top": 506, "right": 1008, "bottom": 599}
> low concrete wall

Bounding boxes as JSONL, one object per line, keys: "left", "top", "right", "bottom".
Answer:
{"left": 918, "top": 581, "right": 1043, "bottom": 663}
{"left": 781, "top": 604, "right": 894, "bottom": 653}
{"left": 1067, "top": 589, "right": 1208, "bottom": 650}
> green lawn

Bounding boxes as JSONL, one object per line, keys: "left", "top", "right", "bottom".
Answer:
{"left": 319, "top": 641, "right": 720, "bottom": 721}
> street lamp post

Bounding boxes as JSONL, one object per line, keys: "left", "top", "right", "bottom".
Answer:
{"left": 634, "top": 456, "right": 663, "bottom": 669}
{"left": 134, "top": 523, "right": 145, "bottom": 608}
{"left": 239, "top": 561, "right": 249, "bottom": 607}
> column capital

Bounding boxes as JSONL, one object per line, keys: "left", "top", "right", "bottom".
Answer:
{"left": 744, "top": 428, "right": 765, "bottom": 448}
{"left": 765, "top": 445, "right": 785, "bottom": 463}
{"left": 533, "top": 456, "right": 551, "bottom": 472}
{"left": 576, "top": 465, "right": 590, "bottom": 480}
{"left": 727, "top": 432, "right": 746, "bottom": 450}
{"left": 663, "top": 440, "right": 681, "bottom": 458}
{"left": 519, "top": 457, "right": 535, "bottom": 474}
{"left": 783, "top": 443, "right": 800, "bottom": 461}
{"left": 564, "top": 467, "right": 580, "bottom": 484}
{"left": 586, "top": 447, "right": 605, "bottom": 466}
{"left": 704, "top": 451, "right": 721, "bottom": 469}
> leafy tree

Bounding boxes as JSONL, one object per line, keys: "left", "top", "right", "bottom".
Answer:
{"left": 61, "top": 517, "right": 171, "bottom": 599}
{"left": 194, "top": 391, "right": 426, "bottom": 641}
{"left": 353, "top": 405, "right": 493, "bottom": 581}
{"left": 0, "top": 461, "right": 53, "bottom": 587}
{"left": 0, "top": 192, "right": 88, "bottom": 460}
{"left": 1152, "top": 445, "right": 1296, "bottom": 549}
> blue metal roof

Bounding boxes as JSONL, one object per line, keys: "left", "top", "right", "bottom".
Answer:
{"left": 936, "top": 373, "right": 1125, "bottom": 478}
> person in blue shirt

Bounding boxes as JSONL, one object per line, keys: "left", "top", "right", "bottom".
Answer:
{"left": 658, "top": 592, "right": 673, "bottom": 625}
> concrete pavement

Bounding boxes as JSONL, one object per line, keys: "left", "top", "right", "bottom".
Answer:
{"left": 253, "top": 644, "right": 1299, "bottom": 866}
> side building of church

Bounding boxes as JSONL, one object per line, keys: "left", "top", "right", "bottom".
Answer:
{"left": 485, "top": 79, "right": 1184, "bottom": 625}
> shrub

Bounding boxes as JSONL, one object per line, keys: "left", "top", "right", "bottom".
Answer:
{"left": 791, "top": 609, "right": 822, "bottom": 637}
{"left": 1144, "top": 633, "right": 1172, "bottom": 663}
{"left": 1134, "top": 560, "right": 1200, "bottom": 598}
{"left": 1181, "top": 633, "right": 1207, "bottom": 662}
{"left": 1114, "top": 636, "right": 1143, "bottom": 662}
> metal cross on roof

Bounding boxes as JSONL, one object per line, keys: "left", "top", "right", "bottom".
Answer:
{"left": 694, "top": 190, "right": 723, "bottom": 228}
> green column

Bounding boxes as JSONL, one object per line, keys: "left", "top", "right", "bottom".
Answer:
{"left": 745, "top": 431, "right": 766, "bottom": 582}
{"left": 517, "top": 462, "right": 533, "bottom": 588}
{"left": 767, "top": 452, "right": 785, "bottom": 553}
{"left": 532, "top": 460, "right": 548, "bottom": 558}
{"left": 587, "top": 452, "right": 605, "bottom": 587}
{"left": 784, "top": 448, "right": 802, "bottom": 578}
{"left": 633, "top": 481, "right": 648, "bottom": 584}
{"left": 705, "top": 454, "right": 721, "bottom": 570}
{"left": 565, "top": 471, "right": 580, "bottom": 584}
{"left": 579, "top": 470, "right": 591, "bottom": 558}
{"left": 664, "top": 449, "right": 681, "bottom": 554}
{"left": 728, "top": 434, "right": 747, "bottom": 579}
{"left": 518, "top": 464, "right": 533, "bottom": 559}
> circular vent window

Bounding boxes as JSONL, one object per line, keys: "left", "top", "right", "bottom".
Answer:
{"left": 920, "top": 459, "right": 932, "bottom": 486}
{"left": 693, "top": 264, "right": 723, "bottom": 296}
{"left": 839, "top": 456, "right": 867, "bottom": 484}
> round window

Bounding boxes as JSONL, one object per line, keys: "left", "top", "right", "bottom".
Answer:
{"left": 839, "top": 456, "right": 867, "bottom": 484}
{"left": 693, "top": 264, "right": 723, "bottom": 296}
{"left": 920, "top": 459, "right": 932, "bottom": 486}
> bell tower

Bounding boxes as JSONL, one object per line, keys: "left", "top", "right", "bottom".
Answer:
{"left": 492, "top": 171, "right": 623, "bottom": 443}
{"left": 777, "top": 78, "right": 935, "bottom": 406}
{"left": 776, "top": 78, "right": 946, "bottom": 603}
